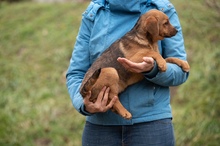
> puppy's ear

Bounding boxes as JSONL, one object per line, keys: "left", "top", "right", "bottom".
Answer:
{"left": 145, "top": 16, "right": 159, "bottom": 36}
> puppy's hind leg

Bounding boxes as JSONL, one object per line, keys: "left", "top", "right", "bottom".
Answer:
{"left": 96, "top": 67, "right": 132, "bottom": 119}
{"left": 80, "top": 68, "right": 101, "bottom": 98}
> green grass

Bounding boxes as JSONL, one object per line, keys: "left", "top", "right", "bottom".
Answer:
{"left": 0, "top": 2, "right": 87, "bottom": 146}
{"left": 0, "top": 0, "right": 220, "bottom": 145}
{"left": 172, "top": 0, "right": 220, "bottom": 145}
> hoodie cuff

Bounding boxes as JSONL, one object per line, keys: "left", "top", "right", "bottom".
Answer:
{"left": 143, "top": 61, "right": 159, "bottom": 79}
{"left": 80, "top": 104, "right": 94, "bottom": 116}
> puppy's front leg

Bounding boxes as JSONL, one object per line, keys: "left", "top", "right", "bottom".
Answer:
{"left": 165, "top": 57, "right": 190, "bottom": 72}
{"left": 146, "top": 51, "right": 167, "bottom": 72}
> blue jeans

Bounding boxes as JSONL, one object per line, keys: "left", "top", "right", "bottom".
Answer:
{"left": 82, "top": 118, "right": 175, "bottom": 146}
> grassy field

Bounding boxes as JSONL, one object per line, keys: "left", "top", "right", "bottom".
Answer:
{"left": 0, "top": 2, "right": 87, "bottom": 146}
{"left": 171, "top": 0, "right": 220, "bottom": 145}
{"left": 0, "top": 0, "right": 220, "bottom": 145}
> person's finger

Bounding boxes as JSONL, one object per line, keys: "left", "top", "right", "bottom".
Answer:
{"left": 106, "top": 96, "right": 118, "bottom": 109}
{"left": 120, "top": 58, "right": 145, "bottom": 72}
{"left": 83, "top": 91, "right": 91, "bottom": 104}
{"left": 117, "top": 57, "right": 131, "bottom": 69}
{"left": 102, "top": 87, "right": 110, "bottom": 105}
{"left": 143, "top": 57, "right": 154, "bottom": 64}
{"left": 96, "top": 86, "right": 107, "bottom": 103}
{"left": 118, "top": 57, "right": 138, "bottom": 70}
{"left": 118, "top": 57, "right": 154, "bottom": 73}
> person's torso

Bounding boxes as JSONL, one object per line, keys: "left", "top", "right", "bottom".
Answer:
{"left": 84, "top": 0, "right": 175, "bottom": 125}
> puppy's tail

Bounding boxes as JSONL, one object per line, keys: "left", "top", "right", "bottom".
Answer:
{"left": 80, "top": 68, "right": 101, "bottom": 98}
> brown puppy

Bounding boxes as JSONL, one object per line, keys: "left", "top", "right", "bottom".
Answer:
{"left": 80, "top": 9, "right": 190, "bottom": 119}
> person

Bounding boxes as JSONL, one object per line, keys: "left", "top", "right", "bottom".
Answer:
{"left": 66, "top": 0, "right": 189, "bottom": 145}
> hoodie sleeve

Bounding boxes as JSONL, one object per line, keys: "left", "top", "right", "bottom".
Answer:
{"left": 66, "top": 2, "right": 103, "bottom": 116}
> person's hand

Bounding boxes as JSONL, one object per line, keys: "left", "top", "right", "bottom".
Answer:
{"left": 117, "top": 57, "right": 155, "bottom": 73}
{"left": 83, "top": 86, "right": 117, "bottom": 114}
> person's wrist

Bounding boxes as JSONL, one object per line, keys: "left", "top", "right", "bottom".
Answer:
{"left": 143, "top": 61, "right": 154, "bottom": 73}
{"left": 80, "top": 104, "right": 94, "bottom": 116}
{"left": 148, "top": 63, "right": 154, "bottom": 72}
{"left": 84, "top": 104, "right": 95, "bottom": 114}
{"left": 142, "top": 61, "right": 159, "bottom": 78}
{"left": 142, "top": 57, "right": 154, "bottom": 72}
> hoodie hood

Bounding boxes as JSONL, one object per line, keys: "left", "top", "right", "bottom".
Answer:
{"left": 92, "top": 0, "right": 174, "bottom": 14}
{"left": 93, "top": 0, "right": 151, "bottom": 13}
{"left": 107, "top": 0, "right": 149, "bottom": 12}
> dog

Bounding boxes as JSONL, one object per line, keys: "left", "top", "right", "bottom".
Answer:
{"left": 80, "top": 9, "right": 190, "bottom": 119}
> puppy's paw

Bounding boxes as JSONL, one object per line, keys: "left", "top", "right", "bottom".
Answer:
{"left": 157, "top": 60, "right": 167, "bottom": 72}
{"left": 158, "top": 64, "right": 167, "bottom": 72}
{"left": 123, "top": 112, "right": 132, "bottom": 120}
{"left": 156, "top": 58, "right": 167, "bottom": 72}
{"left": 182, "top": 61, "right": 190, "bottom": 72}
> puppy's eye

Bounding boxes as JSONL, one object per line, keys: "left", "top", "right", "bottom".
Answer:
{"left": 164, "top": 21, "right": 169, "bottom": 25}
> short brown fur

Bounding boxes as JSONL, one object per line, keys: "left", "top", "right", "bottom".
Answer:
{"left": 80, "top": 10, "right": 190, "bottom": 119}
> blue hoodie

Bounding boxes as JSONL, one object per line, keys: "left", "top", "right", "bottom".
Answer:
{"left": 66, "top": 0, "right": 189, "bottom": 125}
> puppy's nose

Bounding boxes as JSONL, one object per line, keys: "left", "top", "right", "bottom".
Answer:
{"left": 170, "top": 28, "right": 178, "bottom": 36}
{"left": 173, "top": 28, "right": 178, "bottom": 35}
